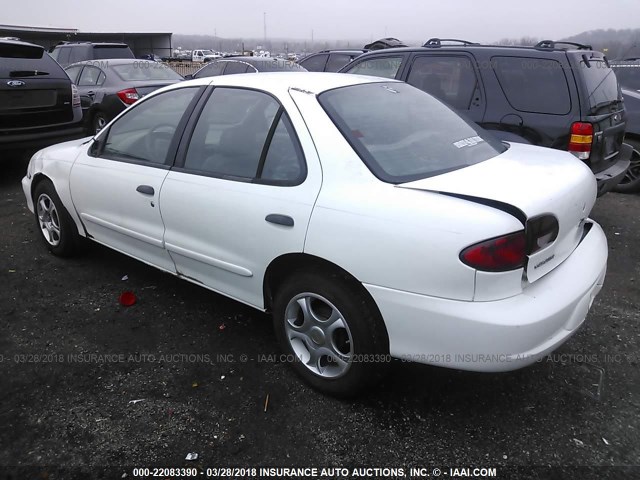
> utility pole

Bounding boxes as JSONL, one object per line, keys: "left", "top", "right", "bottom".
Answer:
{"left": 263, "top": 12, "right": 267, "bottom": 46}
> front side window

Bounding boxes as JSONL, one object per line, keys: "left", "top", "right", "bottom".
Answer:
{"left": 493, "top": 56, "right": 571, "bottom": 115}
{"left": 407, "top": 56, "right": 478, "bottom": 110}
{"left": 319, "top": 82, "right": 505, "bottom": 183}
{"left": 183, "top": 88, "right": 305, "bottom": 184}
{"left": 345, "top": 56, "right": 403, "bottom": 79}
{"left": 100, "top": 87, "right": 199, "bottom": 165}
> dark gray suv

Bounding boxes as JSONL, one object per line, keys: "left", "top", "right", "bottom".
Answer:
{"left": 50, "top": 42, "right": 134, "bottom": 68}
{"left": 0, "top": 39, "right": 83, "bottom": 152}
{"left": 340, "top": 38, "right": 631, "bottom": 196}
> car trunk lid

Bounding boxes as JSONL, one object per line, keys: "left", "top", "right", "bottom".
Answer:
{"left": 397, "top": 142, "right": 597, "bottom": 283}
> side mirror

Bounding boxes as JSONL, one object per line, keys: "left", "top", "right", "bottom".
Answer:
{"left": 184, "top": 74, "right": 193, "bottom": 80}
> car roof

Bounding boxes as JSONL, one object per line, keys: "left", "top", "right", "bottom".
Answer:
{"left": 55, "top": 42, "right": 129, "bottom": 47}
{"left": 181, "top": 71, "right": 398, "bottom": 94}
{"left": 0, "top": 38, "right": 44, "bottom": 49}
{"left": 66, "top": 58, "right": 155, "bottom": 68}
{"left": 221, "top": 56, "right": 296, "bottom": 65}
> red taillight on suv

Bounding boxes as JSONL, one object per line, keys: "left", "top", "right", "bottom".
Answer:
{"left": 116, "top": 88, "right": 140, "bottom": 105}
{"left": 71, "top": 84, "right": 81, "bottom": 108}
{"left": 568, "top": 122, "right": 593, "bottom": 160}
{"left": 460, "top": 231, "right": 526, "bottom": 272}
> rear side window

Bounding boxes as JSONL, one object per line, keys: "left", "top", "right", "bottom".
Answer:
{"left": 319, "top": 82, "right": 506, "bottom": 183}
{"left": 194, "top": 61, "right": 225, "bottom": 78}
{"left": 68, "top": 47, "right": 87, "bottom": 65}
{"left": 0, "top": 43, "right": 65, "bottom": 78}
{"left": 55, "top": 47, "right": 71, "bottom": 66}
{"left": 493, "top": 56, "right": 571, "bottom": 115}
{"left": 346, "top": 56, "right": 403, "bottom": 79}
{"left": 300, "top": 53, "right": 329, "bottom": 72}
{"left": 407, "top": 56, "right": 478, "bottom": 110}
{"left": 579, "top": 59, "right": 620, "bottom": 111}
{"left": 78, "top": 66, "right": 105, "bottom": 86}
{"left": 224, "top": 62, "right": 251, "bottom": 75}
{"left": 183, "top": 88, "right": 305, "bottom": 184}
{"left": 326, "top": 54, "right": 354, "bottom": 72}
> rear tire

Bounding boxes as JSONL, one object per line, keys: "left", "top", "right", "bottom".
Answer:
{"left": 91, "top": 111, "right": 108, "bottom": 135}
{"left": 33, "top": 180, "right": 82, "bottom": 257}
{"left": 272, "top": 271, "right": 390, "bottom": 397}
{"left": 614, "top": 140, "right": 640, "bottom": 193}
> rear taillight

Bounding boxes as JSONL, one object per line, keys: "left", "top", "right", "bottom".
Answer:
{"left": 569, "top": 122, "right": 593, "bottom": 160}
{"left": 460, "top": 231, "right": 526, "bottom": 272}
{"left": 71, "top": 84, "right": 81, "bottom": 108}
{"left": 117, "top": 88, "right": 140, "bottom": 105}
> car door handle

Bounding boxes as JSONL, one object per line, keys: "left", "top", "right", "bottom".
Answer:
{"left": 265, "top": 214, "right": 294, "bottom": 227}
{"left": 136, "top": 185, "right": 155, "bottom": 195}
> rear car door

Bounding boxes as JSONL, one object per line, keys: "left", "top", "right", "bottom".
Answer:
{"left": 69, "top": 86, "right": 203, "bottom": 272}
{"left": 404, "top": 52, "right": 485, "bottom": 121}
{"left": 160, "top": 86, "right": 322, "bottom": 308}
{"left": 76, "top": 65, "right": 106, "bottom": 116}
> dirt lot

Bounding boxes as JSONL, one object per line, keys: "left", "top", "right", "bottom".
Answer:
{"left": 1, "top": 151, "right": 639, "bottom": 479}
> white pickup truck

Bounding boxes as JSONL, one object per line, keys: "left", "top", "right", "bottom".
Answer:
{"left": 192, "top": 49, "right": 221, "bottom": 63}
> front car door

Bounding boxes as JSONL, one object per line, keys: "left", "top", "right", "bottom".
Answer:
{"left": 160, "top": 86, "right": 322, "bottom": 308}
{"left": 69, "top": 86, "right": 203, "bottom": 272}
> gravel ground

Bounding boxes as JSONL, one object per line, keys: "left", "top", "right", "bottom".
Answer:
{"left": 0, "top": 151, "right": 639, "bottom": 479}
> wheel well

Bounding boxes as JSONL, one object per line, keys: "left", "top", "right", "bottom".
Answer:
{"left": 263, "top": 253, "right": 383, "bottom": 315}
{"left": 30, "top": 173, "right": 52, "bottom": 201}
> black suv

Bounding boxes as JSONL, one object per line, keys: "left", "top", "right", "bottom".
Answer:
{"left": 298, "top": 49, "right": 367, "bottom": 72}
{"left": 610, "top": 59, "right": 640, "bottom": 192}
{"left": 340, "top": 38, "right": 631, "bottom": 196}
{"left": 50, "top": 42, "right": 134, "bottom": 68}
{"left": 0, "top": 39, "right": 83, "bottom": 152}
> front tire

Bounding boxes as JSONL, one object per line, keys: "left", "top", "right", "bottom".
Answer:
{"left": 614, "top": 140, "right": 640, "bottom": 193}
{"left": 33, "top": 180, "right": 82, "bottom": 257}
{"left": 272, "top": 271, "right": 389, "bottom": 397}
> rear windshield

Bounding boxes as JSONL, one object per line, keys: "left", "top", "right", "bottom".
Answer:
{"left": 112, "top": 63, "right": 184, "bottom": 81}
{"left": 579, "top": 59, "right": 621, "bottom": 111}
{"left": 318, "top": 82, "right": 506, "bottom": 183}
{"left": 611, "top": 63, "right": 640, "bottom": 91}
{"left": 0, "top": 44, "right": 64, "bottom": 78}
{"left": 93, "top": 45, "right": 134, "bottom": 60}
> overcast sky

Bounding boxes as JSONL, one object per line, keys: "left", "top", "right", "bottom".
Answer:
{"left": 3, "top": 0, "right": 640, "bottom": 43}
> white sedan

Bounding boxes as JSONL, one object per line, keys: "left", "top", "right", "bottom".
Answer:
{"left": 22, "top": 73, "right": 608, "bottom": 396}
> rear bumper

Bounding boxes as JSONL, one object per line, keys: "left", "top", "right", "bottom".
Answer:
{"left": 594, "top": 143, "right": 632, "bottom": 196}
{"left": 0, "top": 124, "right": 85, "bottom": 152}
{"left": 365, "top": 221, "right": 608, "bottom": 372}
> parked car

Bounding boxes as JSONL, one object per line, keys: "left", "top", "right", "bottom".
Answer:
{"left": 185, "top": 57, "right": 306, "bottom": 79}
{"left": 22, "top": 73, "right": 608, "bottom": 396}
{"left": 191, "top": 49, "right": 221, "bottom": 63}
{"left": 340, "top": 38, "right": 631, "bottom": 196}
{"left": 65, "top": 59, "right": 184, "bottom": 134}
{"left": 297, "top": 49, "right": 366, "bottom": 72}
{"left": 50, "top": 42, "right": 134, "bottom": 68}
{"left": 610, "top": 59, "right": 640, "bottom": 192}
{"left": 0, "top": 39, "right": 83, "bottom": 152}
